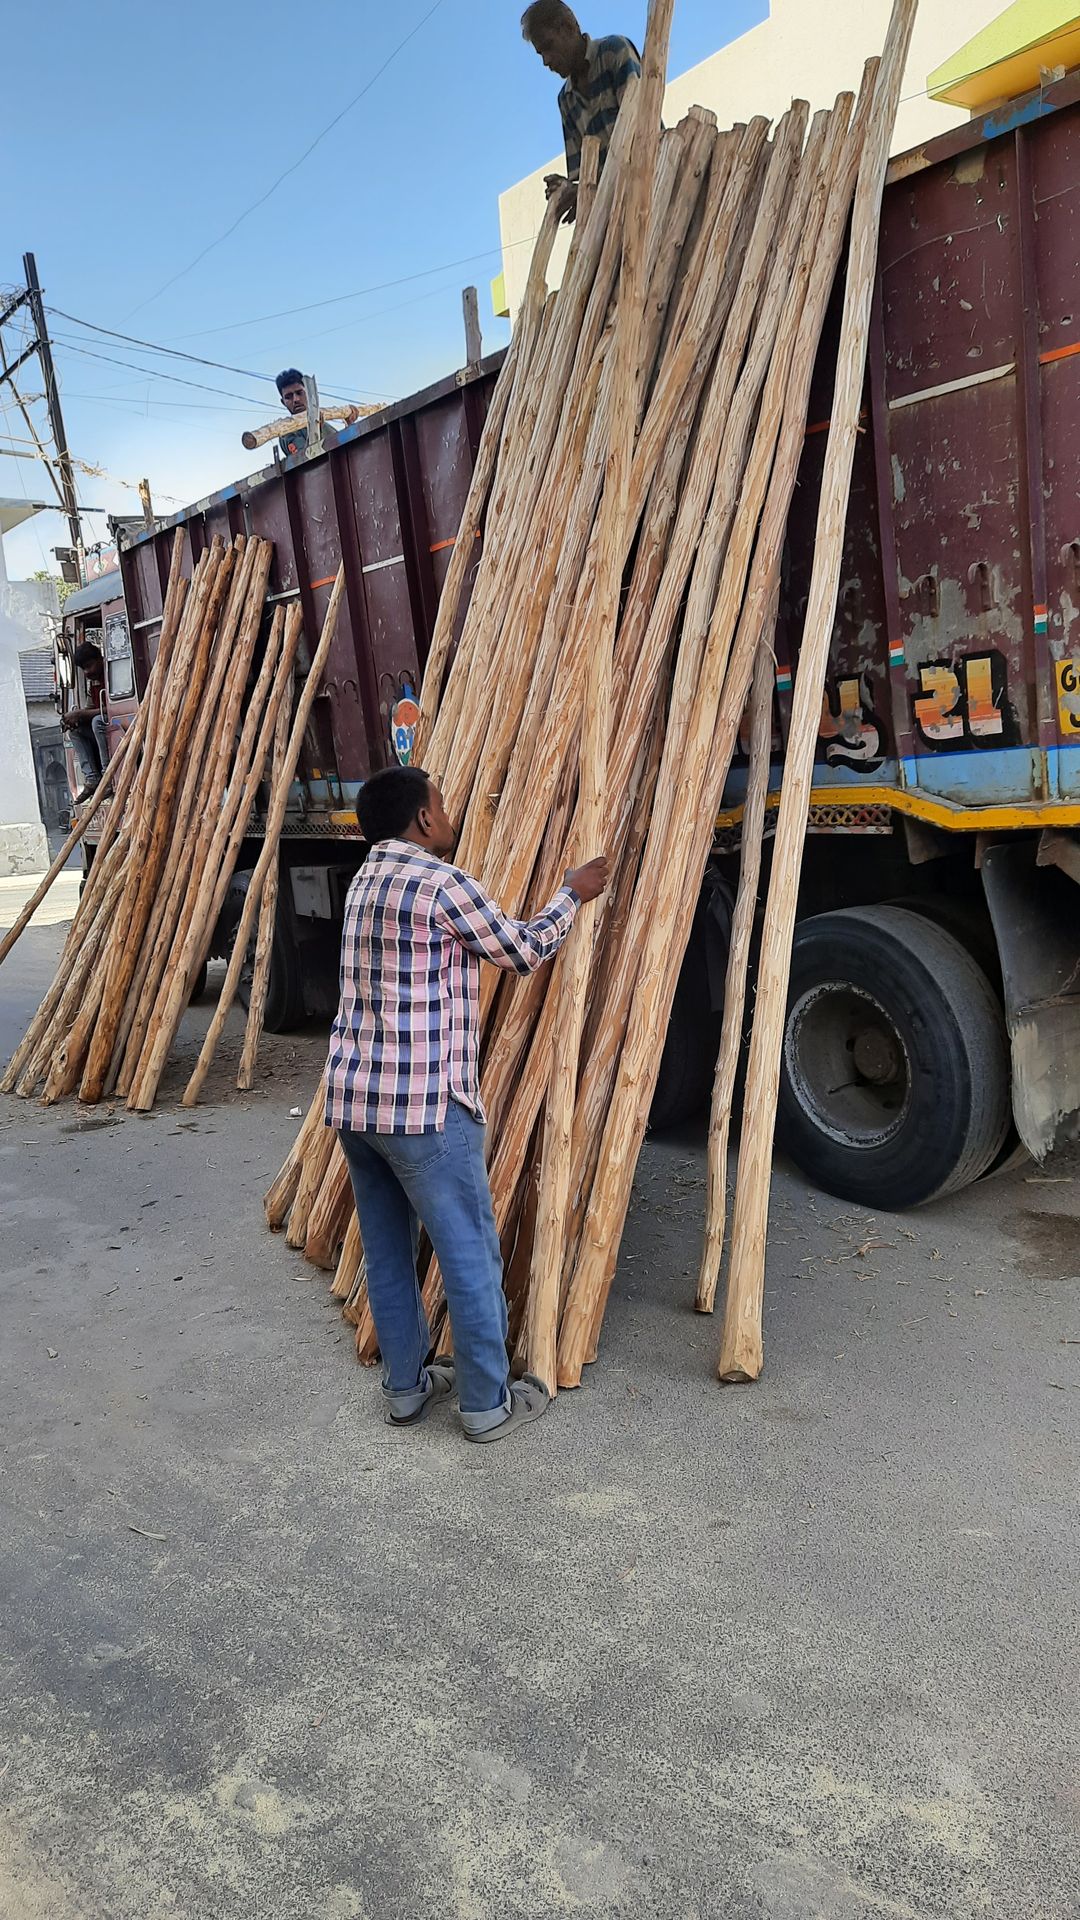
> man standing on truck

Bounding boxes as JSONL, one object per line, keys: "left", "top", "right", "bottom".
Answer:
{"left": 326, "top": 764, "right": 609, "bottom": 1443}
{"left": 521, "top": 1, "right": 641, "bottom": 219}
{"left": 275, "top": 369, "right": 339, "bottom": 459}
{"left": 61, "top": 639, "right": 109, "bottom": 803}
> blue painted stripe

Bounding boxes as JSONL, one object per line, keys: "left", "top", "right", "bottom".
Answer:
{"left": 901, "top": 744, "right": 1042, "bottom": 803}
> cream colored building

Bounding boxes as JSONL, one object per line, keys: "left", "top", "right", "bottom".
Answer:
{"left": 494, "top": 0, "right": 1007, "bottom": 318}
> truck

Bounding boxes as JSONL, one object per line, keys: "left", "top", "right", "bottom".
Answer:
{"left": 61, "top": 68, "right": 1080, "bottom": 1211}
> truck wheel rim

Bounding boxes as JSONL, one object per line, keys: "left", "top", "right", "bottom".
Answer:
{"left": 785, "top": 981, "right": 911, "bottom": 1150}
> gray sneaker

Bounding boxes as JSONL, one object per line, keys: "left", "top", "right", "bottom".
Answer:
{"left": 384, "top": 1359, "right": 456, "bottom": 1427}
{"left": 462, "top": 1372, "right": 551, "bottom": 1444}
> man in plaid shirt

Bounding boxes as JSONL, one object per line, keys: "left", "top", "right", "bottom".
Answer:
{"left": 521, "top": 1, "right": 641, "bottom": 216}
{"left": 328, "top": 766, "right": 608, "bottom": 1443}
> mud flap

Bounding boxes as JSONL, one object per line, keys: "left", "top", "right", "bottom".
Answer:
{"left": 980, "top": 839, "right": 1080, "bottom": 1162}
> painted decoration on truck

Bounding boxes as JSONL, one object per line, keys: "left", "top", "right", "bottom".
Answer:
{"left": 913, "top": 649, "right": 1017, "bottom": 750}
{"left": 1056, "top": 657, "right": 1080, "bottom": 736}
{"left": 391, "top": 693, "right": 420, "bottom": 766}
{"left": 817, "top": 675, "right": 886, "bottom": 774}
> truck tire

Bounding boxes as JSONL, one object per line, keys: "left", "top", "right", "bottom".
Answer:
{"left": 226, "top": 875, "right": 306, "bottom": 1032}
{"left": 649, "top": 904, "right": 725, "bottom": 1130}
{"left": 238, "top": 911, "right": 305, "bottom": 1033}
{"left": 776, "top": 905, "right": 1010, "bottom": 1209}
{"left": 650, "top": 979, "right": 722, "bottom": 1130}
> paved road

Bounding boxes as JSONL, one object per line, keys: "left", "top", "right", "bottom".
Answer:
{"left": 1, "top": 927, "right": 1077, "bottom": 1919}
{"left": 0, "top": 868, "right": 81, "bottom": 933}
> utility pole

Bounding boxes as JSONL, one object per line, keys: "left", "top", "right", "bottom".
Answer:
{"left": 21, "top": 253, "right": 82, "bottom": 556}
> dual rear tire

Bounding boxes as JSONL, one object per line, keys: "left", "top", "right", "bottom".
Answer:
{"left": 650, "top": 900, "right": 1014, "bottom": 1210}
{"left": 776, "top": 904, "right": 1012, "bottom": 1208}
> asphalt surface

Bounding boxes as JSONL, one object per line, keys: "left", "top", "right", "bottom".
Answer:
{"left": 2, "top": 921, "right": 1078, "bottom": 1920}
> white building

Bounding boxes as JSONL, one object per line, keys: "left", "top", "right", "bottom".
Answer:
{"left": 0, "top": 501, "right": 54, "bottom": 875}
{"left": 494, "top": 0, "right": 1007, "bottom": 318}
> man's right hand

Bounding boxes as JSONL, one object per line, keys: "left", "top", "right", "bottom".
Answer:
{"left": 566, "top": 857, "right": 610, "bottom": 904}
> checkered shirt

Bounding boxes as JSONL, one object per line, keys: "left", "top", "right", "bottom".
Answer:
{"left": 558, "top": 34, "right": 641, "bottom": 180}
{"left": 325, "top": 838, "right": 579, "bottom": 1134}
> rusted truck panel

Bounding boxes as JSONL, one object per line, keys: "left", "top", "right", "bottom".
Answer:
{"left": 749, "top": 67, "right": 1080, "bottom": 839}
{"left": 118, "top": 360, "right": 497, "bottom": 819}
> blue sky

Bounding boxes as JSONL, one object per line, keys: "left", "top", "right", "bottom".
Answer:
{"left": 2, "top": 0, "right": 765, "bottom": 578}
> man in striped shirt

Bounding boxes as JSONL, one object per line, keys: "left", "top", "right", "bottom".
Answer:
{"left": 521, "top": 2, "right": 641, "bottom": 217}
{"left": 327, "top": 765, "right": 608, "bottom": 1442}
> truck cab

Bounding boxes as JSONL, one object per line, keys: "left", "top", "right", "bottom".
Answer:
{"left": 57, "top": 570, "right": 139, "bottom": 826}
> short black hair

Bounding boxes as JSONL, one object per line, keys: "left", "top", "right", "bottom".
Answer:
{"left": 357, "top": 765, "right": 432, "bottom": 843}
{"left": 521, "top": 0, "right": 578, "bottom": 42}
{"left": 275, "top": 368, "right": 305, "bottom": 394}
{"left": 72, "top": 640, "right": 103, "bottom": 669}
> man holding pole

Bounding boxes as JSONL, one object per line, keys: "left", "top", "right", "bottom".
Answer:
{"left": 521, "top": 1, "right": 641, "bottom": 217}
{"left": 62, "top": 640, "right": 109, "bottom": 803}
{"left": 326, "top": 765, "right": 608, "bottom": 1442}
{"left": 274, "top": 369, "right": 339, "bottom": 458}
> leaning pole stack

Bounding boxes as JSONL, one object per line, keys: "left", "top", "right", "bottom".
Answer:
{"left": 266, "top": 0, "right": 920, "bottom": 1392}
{"left": 1, "top": 534, "right": 346, "bottom": 1111}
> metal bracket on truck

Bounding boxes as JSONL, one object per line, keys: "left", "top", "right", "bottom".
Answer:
{"left": 980, "top": 836, "right": 1080, "bottom": 1161}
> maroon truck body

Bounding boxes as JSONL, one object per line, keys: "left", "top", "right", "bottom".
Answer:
{"left": 82, "top": 72, "right": 1079, "bottom": 1187}
{"left": 116, "top": 358, "right": 501, "bottom": 815}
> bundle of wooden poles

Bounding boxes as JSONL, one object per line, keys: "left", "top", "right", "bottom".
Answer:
{"left": 1, "top": 531, "right": 345, "bottom": 1111}
{"left": 268, "top": 0, "right": 918, "bottom": 1388}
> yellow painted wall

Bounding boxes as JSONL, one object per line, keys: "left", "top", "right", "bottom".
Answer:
{"left": 929, "top": 0, "right": 1080, "bottom": 106}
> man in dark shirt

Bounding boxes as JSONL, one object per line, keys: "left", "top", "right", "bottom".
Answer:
{"left": 275, "top": 368, "right": 339, "bottom": 460}
{"left": 521, "top": 2, "right": 641, "bottom": 216}
{"left": 62, "top": 640, "right": 109, "bottom": 803}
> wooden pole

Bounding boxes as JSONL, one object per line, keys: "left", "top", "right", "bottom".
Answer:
{"left": 15, "top": 861, "right": 127, "bottom": 1096}
{"left": 719, "top": 0, "right": 919, "bottom": 1383}
{"left": 241, "top": 404, "right": 377, "bottom": 450}
{"left": 107, "top": 538, "right": 263, "bottom": 1097}
{"left": 303, "top": 1145, "right": 352, "bottom": 1270}
{"left": 557, "top": 94, "right": 858, "bottom": 1385}
{"left": 39, "top": 549, "right": 220, "bottom": 1103}
{"left": 236, "top": 664, "right": 293, "bottom": 1091}
{"left": 265, "top": 1080, "right": 328, "bottom": 1228}
{"left": 331, "top": 1214, "right": 363, "bottom": 1301}
{"left": 79, "top": 543, "right": 235, "bottom": 1101}
{"left": 0, "top": 718, "right": 136, "bottom": 969}
{"left": 414, "top": 184, "right": 573, "bottom": 763}
{"left": 528, "top": 0, "right": 675, "bottom": 1393}
{"left": 285, "top": 1121, "right": 338, "bottom": 1252}
{"left": 0, "top": 528, "right": 186, "bottom": 982}
{"left": 695, "top": 615, "right": 776, "bottom": 1314}
{"left": 575, "top": 135, "right": 601, "bottom": 232}
{"left": 462, "top": 286, "right": 482, "bottom": 368}
{"left": 181, "top": 568, "right": 345, "bottom": 1106}
{"left": 126, "top": 591, "right": 293, "bottom": 1111}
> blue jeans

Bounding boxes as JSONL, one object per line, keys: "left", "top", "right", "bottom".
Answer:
{"left": 68, "top": 715, "right": 109, "bottom": 789}
{"left": 338, "top": 1102, "right": 511, "bottom": 1434}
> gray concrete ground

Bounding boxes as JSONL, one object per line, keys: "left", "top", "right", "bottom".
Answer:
{"left": 2, "top": 922, "right": 1078, "bottom": 1920}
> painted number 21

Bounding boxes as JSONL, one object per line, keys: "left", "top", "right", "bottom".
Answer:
{"left": 913, "top": 652, "right": 1006, "bottom": 748}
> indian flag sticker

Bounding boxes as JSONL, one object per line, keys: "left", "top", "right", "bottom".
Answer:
{"left": 775, "top": 664, "right": 792, "bottom": 691}
{"left": 1034, "top": 603, "right": 1049, "bottom": 635}
{"left": 888, "top": 638, "right": 906, "bottom": 669}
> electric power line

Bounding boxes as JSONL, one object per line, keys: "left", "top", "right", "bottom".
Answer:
{"left": 173, "top": 234, "right": 540, "bottom": 341}
{"left": 44, "top": 307, "right": 394, "bottom": 401}
{"left": 124, "top": 0, "right": 449, "bottom": 319}
{"left": 50, "top": 338, "right": 332, "bottom": 411}
{"left": 61, "top": 389, "right": 262, "bottom": 417}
